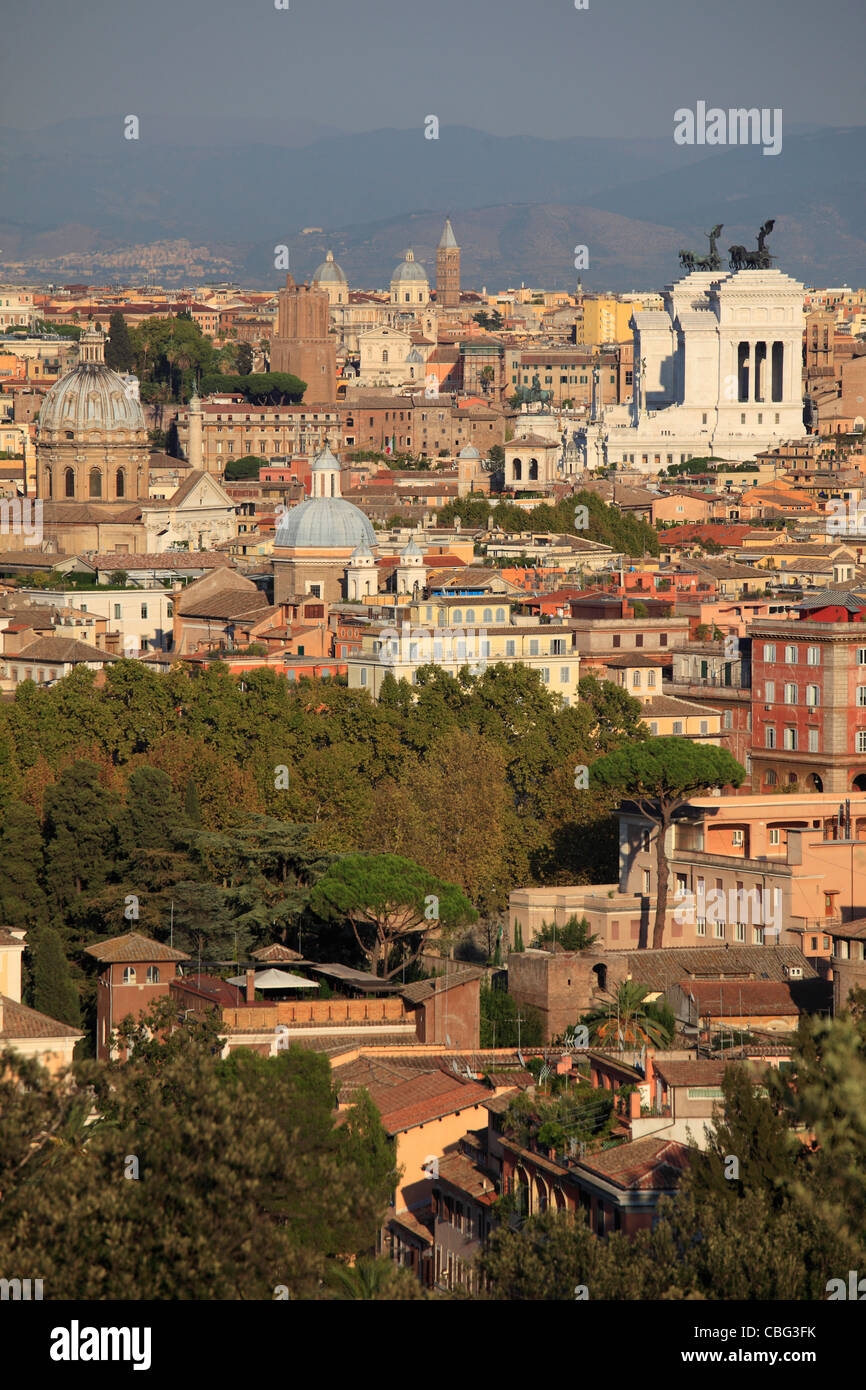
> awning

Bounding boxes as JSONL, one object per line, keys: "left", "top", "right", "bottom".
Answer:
{"left": 226, "top": 968, "right": 315, "bottom": 991}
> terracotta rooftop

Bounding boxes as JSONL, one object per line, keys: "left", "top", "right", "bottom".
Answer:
{"left": 0, "top": 993, "right": 83, "bottom": 1041}
{"left": 84, "top": 931, "right": 190, "bottom": 964}
{"left": 577, "top": 1137, "right": 690, "bottom": 1190}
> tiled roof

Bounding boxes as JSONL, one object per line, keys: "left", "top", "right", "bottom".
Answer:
{"left": 13, "top": 636, "right": 118, "bottom": 664}
{"left": 577, "top": 1137, "right": 690, "bottom": 1190}
{"left": 653, "top": 1059, "right": 729, "bottom": 1088}
{"left": 0, "top": 993, "right": 83, "bottom": 1041}
{"left": 91, "top": 552, "right": 232, "bottom": 570}
{"left": 436, "top": 1150, "right": 498, "bottom": 1203}
{"left": 84, "top": 931, "right": 190, "bottom": 963}
{"left": 251, "top": 943, "right": 305, "bottom": 962}
{"left": 368, "top": 1071, "right": 491, "bottom": 1134}
{"left": 683, "top": 980, "right": 800, "bottom": 1016}
{"left": 626, "top": 945, "right": 817, "bottom": 990}
{"left": 399, "top": 968, "right": 483, "bottom": 1004}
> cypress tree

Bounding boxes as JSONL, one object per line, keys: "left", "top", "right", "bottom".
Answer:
{"left": 0, "top": 801, "right": 48, "bottom": 928}
{"left": 105, "top": 310, "right": 135, "bottom": 372}
{"left": 32, "top": 926, "right": 80, "bottom": 1027}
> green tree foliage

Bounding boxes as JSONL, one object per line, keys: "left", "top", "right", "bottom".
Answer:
{"left": 43, "top": 761, "right": 121, "bottom": 916}
{"left": 479, "top": 984, "right": 543, "bottom": 1047}
{"left": 224, "top": 454, "right": 266, "bottom": 480}
{"left": 104, "top": 310, "right": 135, "bottom": 372}
{"left": 0, "top": 801, "right": 48, "bottom": 928}
{"left": 131, "top": 314, "right": 217, "bottom": 402}
{"left": 198, "top": 371, "right": 306, "bottom": 404}
{"left": 438, "top": 491, "right": 659, "bottom": 558}
{"left": 309, "top": 852, "right": 475, "bottom": 977}
{"left": 532, "top": 915, "right": 598, "bottom": 951}
{"left": 580, "top": 980, "right": 674, "bottom": 1047}
{"left": 0, "top": 1016, "right": 398, "bottom": 1299}
{"left": 591, "top": 738, "right": 745, "bottom": 948}
{"left": 234, "top": 342, "right": 254, "bottom": 375}
{"left": 31, "top": 926, "right": 81, "bottom": 1027}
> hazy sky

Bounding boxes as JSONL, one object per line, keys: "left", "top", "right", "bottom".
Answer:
{"left": 2, "top": 0, "right": 864, "bottom": 139}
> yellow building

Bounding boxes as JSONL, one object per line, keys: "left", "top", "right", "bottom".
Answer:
{"left": 578, "top": 296, "right": 640, "bottom": 346}
{"left": 0, "top": 928, "right": 83, "bottom": 1075}
{"left": 347, "top": 595, "right": 581, "bottom": 702}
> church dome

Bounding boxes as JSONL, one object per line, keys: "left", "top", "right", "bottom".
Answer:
{"left": 313, "top": 250, "right": 348, "bottom": 285}
{"left": 274, "top": 498, "right": 377, "bottom": 550}
{"left": 391, "top": 249, "right": 428, "bottom": 284}
{"left": 458, "top": 444, "right": 480, "bottom": 459}
{"left": 38, "top": 326, "right": 146, "bottom": 438}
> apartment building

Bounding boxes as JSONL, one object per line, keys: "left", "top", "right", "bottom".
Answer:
{"left": 347, "top": 596, "right": 581, "bottom": 702}
{"left": 176, "top": 399, "right": 342, "bottom": 475}
{"left": 749, "top": 592, "right": 866, "bottom": 794}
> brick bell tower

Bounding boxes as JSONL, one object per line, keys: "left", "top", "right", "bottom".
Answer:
{"left": 270, "top": 274, "right": 337, "bottom": 403}
{"left": 436, "top": 219, "right": 460, "bottom": 309}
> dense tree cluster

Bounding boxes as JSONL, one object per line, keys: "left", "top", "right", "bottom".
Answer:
{"left": 438, "top": 491, "right": 659, "bottom": 558}
{"left": 0, "top": 1007, "right": 406, "bottom": 1300}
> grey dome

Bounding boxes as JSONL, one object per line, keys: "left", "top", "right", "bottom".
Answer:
{"left": 458, "top": 444, "right": 480, "bottom": 458}
{"left": 391, "top": 250, "right": 428, "bottom": 283}
{"left": 38, "top": 363, "right": 146, "bottom": 436}
{"left": 274, "top": 497, "right": 377, "bottom": 550}
{"left": 313, "top": 250, "right": 347, "bottom": 284}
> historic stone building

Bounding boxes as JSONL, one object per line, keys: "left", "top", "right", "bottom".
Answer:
{"left": 390, "top": 250, "right": 430, "bottom": 309}
{"left": 36, "top": 324, "right": 150, "bottom": 503}
{"left": 311, "top": 250, "right": 349, "bottom": 308}
{"left": 271, "top": 443, "right": 377, "bottom": 604}
{"left": 270, "top": 274, "right": 337, "bottom": 403}
{"left": 575, "top": 266, "right": 806, "bottom": 472}
{"left": 435, "top": 219, "right": 460, "bottom": 309}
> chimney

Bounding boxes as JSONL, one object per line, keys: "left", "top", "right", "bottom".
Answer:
{"left": 245, "top": 969, "right": 256, "bottom": 1004}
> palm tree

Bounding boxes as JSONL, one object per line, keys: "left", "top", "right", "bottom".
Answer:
{"left": 325, "top": 1257, "right": 398, "bottom": 1300}
{"left": 582, "top": 980, "right": 672, "bottom": 1048}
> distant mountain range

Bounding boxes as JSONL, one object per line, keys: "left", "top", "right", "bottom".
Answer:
{"left": 1, "top": 120, "right": 864, "bottom": 290}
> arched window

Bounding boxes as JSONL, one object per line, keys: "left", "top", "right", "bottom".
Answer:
{"left": 496, "top": 607, "right": 506, "bottom": 622}
{"left": 765, "top": 769, "right": 777, "bottom": 787}
{"left": 64, "top": 467, "right": 75, "bottom": 498}
{"left": 89, "top": 468, "right": 102, "bottom": 498}
{"left": 453, "top": 610, "right": 462, "bottom": 623}
{"left": 465, "top": 609, "right": 476, "bottom": 623}
{"left": 382, "top": 349, "right": 389, "bottom": 364}
{"left": 122, "top": 967, "right": 136, "bottom": 984}
{"left": 513, "top": 459, "right": 522, "bottom": 481}
{"left": 482, "top": 608, "right": 493, "bottom": 623}
{"left": 529, "top": 458, "right": 539, "bottom": 480}
{"left": 592, "top": 963, "right": 607, "bottom": 992}
{"left": 116, "top": 468, "right": 126, "bottom": 498}
{"left": 43, "top": 470, "right": 53, "bottom": 498}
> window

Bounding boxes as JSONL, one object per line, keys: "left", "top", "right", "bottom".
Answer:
{"left": 643, "top": 869, "right": 651, "bottom": 894}
{"left": 700, "top": 720, "right": 709, "bottom": 735}
{"left": 483, "top": 608, "right": 492, "bottom": 623}
{"left": 769, "top": 827, "right": 781, "bottom": 846}
{"left": 858, "top": 687, "right": 866, "bottom": 707}
{"left": 808, "top": 728, "right": 820, "bottom": 752}
{"left": 858, "top": 648, "right": 866, "bottom": 666}
{"left": 360, "top": 668, "right": 367, "bottom": 687}
{"left": 672, "top": 720, "right": 683, "bottom": 735}
{"left": 465, "top": 609, "right": 476, "bottom": 623}
{"left": 785, "top": 644, "right": 797, "bottom": 663}
{"left": 505, "top": 640, "right": 516, "bottom": 657}
{"left": 723, "top": 711, "right": 732, "bottom": 730}
{"left": 529, "top": 639, "right": 539, "bottom": 656}
{"left": 635, "top": 634, "right": 644, "bottom": 648}
{"left": 732, "top": 829, "right": 744, "bottom": 846}
{"left": 858, "top": 731, "right": 866, "bottom": 753}
{"left": 496, "top": 607, "right": 506, "bottom": 622}
{"left": 784, "top": 727, "right": 798, "bottom": 750}
{"left": 141, "top": 603, "right": 148, "bottom": 620}
{"left": 784, "top": 683, "right": 797, "bottom": 705}
{"left": 542, "top": 668, "right": 550, "bottom": 683}
{"left": 765, "top": 726, "right": 776, "bottom": 748}
{"left": 122, "top": 967, "right": 136, "bottom": 984}
{"left": 648, "top": 670, "right": 657, "bottom": 688}
{"left": 146, "top": 966, "right": 160, "bottom": 984}
{"left": 612, "top": 635, "right": 621, "bottom": 648}
{"left": 632, "top": 671, "right": 641, "bottom": 688}
{"left": 763, "top": 644, "right": 776, "bottom": 663}
{"left": 560, "top": 667, "right": 570, "bottom": 684}
{"left": 765, "top": 680, "right": 775, "bottom": 702}
{"left": 114, "top": 603, "right": 122, "bottom": 620}
{"left": 807, "top": 646, "right": 821, "bottom": 666}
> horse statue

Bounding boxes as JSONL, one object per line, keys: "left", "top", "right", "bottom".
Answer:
{"left": 678, "top": 249, "right": 696, "bottom": 272}
{"left": 729, "top": 220, "right": 776, "bottom": 271}
{"left": 686, "top": 225, "right": 724, "bottom": 273}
